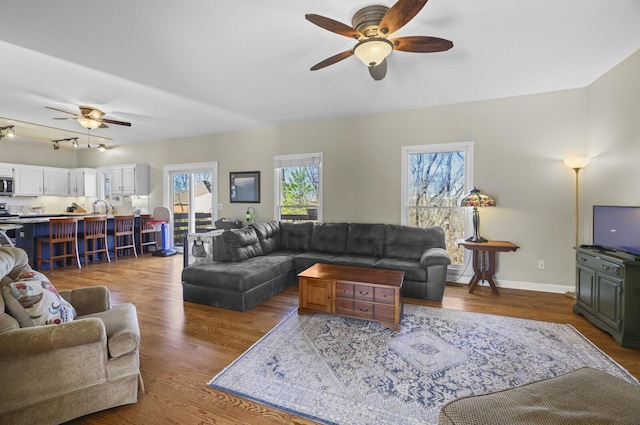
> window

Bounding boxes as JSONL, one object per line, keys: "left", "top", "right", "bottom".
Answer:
{"left": 274, "top": 153, "right": 322, "bottom": 222}
{"left": 401, "top": 142, "right": 473, "bottom": 266}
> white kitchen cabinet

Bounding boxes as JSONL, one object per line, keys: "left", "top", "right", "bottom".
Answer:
{"left": 13, "top": 165, "right": 43, "bottom": 196}
{"left": 43, "top": 167, "right": 69, "bottom": 196}
{"left": 0, "top": 163, "right": 13, "bottom": 177}
{"left": 111, "top": 164, "right": 149, "bottom": 196}
{"left": 69, "top": 168, "right": 97, "bottom": 197}
{"left": 13, "top": 165, "right": 69, "bottom": 196}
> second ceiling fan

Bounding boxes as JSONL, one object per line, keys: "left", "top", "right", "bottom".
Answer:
{"left": 306, "top": 0, "right": 453, "bottom": 80}
{"left": 45, "top": 105, "right": 132, "bottom": 130}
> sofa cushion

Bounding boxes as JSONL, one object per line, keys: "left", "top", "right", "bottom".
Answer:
{"left": 280, "top": 222, "right": 313, "bottom": 251}
{"left": 181, "top": 255, "right": 293, "bottom": 293}
{"left": 310, "top": 223, "right": 348, "bottom": 254}
{"left": 384, "top": 225, "right": 447, "bottom": 260}
{"left": 331, "top": 255, "right": 379, "bottom": 268}
{"left": 2, "top": 271, "right": 77, "bottom": 326}
{"left": 294, "top": 251, "right": 339, "bottom": 272}
{"left": 374, "top": 258, "right": 426, "bottom": 281}
{"left": 221, "top": 227, "right": 264, "bottom": 262}
{"left": 345, "top": 224, "right": 386, "bottom": 257}
{"left": 250, "top": 221, "right": 281, "bottom": 254}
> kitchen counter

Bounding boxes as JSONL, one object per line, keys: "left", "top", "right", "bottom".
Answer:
{"left": 11, "top": 215, "right": 147, "bottom": 270}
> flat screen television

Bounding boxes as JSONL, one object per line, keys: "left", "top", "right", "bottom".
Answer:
{"left": 592, "top": 206, "right": 640, "bottom": 257}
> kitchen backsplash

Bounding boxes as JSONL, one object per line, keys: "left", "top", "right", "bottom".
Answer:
{"left": 0, "top": 195, "right": 150, "bottom": 215}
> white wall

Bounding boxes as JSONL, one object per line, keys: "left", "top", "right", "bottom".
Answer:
{"left": 4, "top": 48, "right": 639, "bottom": 293}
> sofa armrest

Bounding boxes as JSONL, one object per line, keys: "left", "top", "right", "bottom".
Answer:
{"left": 0, "top": 318, "right": 106, "bottom": 359}
{"left": 419, "top": 247, "right": 452, "bottom": 267}
{"left": 60, "top": 286, "right": 111, "bottom": 316}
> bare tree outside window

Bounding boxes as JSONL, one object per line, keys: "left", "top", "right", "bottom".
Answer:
{"left": 406, "top": 149, "right": 468, "bottom": 265}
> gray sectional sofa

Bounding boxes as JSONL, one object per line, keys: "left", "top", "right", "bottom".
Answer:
{"left": 181, "top": 221, "right": 451, "bottom": 312}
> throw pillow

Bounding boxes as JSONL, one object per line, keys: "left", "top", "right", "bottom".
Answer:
{"left": 2, "top": 271, "right": 77, "bottom": 326}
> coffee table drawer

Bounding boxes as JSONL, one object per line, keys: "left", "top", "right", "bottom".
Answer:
{"left": 353, "top": 301, "right": 375, "bottom": 319}
{"left": 336, "top": 283, "right": 354, "bottom": 298}
{"left": 373, "top": 304, "right": 395, "bottom": 322}
{"left": 354, "top": 285, "right": 374, "bottom": 301}
{"left": 374, "top": 287, "right": 395, "bottom": 304}
{"left": 335, "top": 298, "right": 354, "bottom": 315}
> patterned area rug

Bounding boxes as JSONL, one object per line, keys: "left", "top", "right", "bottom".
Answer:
{"left": 209, "top": 305, "right": 638, "bottom": 425}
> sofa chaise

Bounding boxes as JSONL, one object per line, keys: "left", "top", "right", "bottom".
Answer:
{"left": 182, "top": 221, "right": 451, "bottom": 312}
{"left": 0, "top": 246, "right": 142, "bottom": 425}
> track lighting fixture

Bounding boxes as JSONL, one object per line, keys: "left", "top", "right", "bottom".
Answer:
{"left": 51, "top": 137, "right": 80, "bottom": 150}
{"left": 0, "top": 125, "right": 16, "bottom": 140}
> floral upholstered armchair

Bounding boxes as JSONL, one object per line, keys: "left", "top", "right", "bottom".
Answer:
{"left": 0, "top": 246, "right": 142, "bottom": 425}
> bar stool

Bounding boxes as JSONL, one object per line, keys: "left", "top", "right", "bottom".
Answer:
{"left": 138, "top": 214, "right": 157, "bottom": 254}
{"left": 37, "top": 217, "right": 81, "bottom": 272}
{"left": 82, "top": 215, "right": 111, "bottom": 264}
{"left": 112, "top": 215, "right": 138, "bottom": 261}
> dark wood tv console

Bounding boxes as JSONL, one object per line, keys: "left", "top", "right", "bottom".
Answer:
{"left": 573, "top": 247, "right": 640, "bottom": 349}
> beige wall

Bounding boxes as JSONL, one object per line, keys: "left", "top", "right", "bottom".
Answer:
{"left": 4, "top": 48, "right": 639, "bottom": 292}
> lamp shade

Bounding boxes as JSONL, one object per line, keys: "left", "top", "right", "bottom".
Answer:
{"left": 563, "top": 157, "right": 591, "bottom": 170}
{"left": 460, "top": 187, "right": 496, "bottom": 208}
{"left": 353, "top": 38, "right": 393, "bottom": 67}
{"left": 77, "top": 117, "right": 102, "bottom": 130}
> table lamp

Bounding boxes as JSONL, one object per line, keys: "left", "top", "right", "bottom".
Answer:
{"left": 460, "top": 187, "right": 496, "bottom": 243}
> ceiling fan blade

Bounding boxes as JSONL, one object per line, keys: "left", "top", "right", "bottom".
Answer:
{"left": 369, "top": 59, "right": 387, "bottom": 81}
{"left": 379, "top": 0, "right": 429, "bottom": 35}
{"left": 52, "top": 117, "right": 77, "bottom": 120}
{"left": 305, "top": 14, "right": 362, "bottom": 39}
{"left": 102, "top": 118, "right": 132, "bottom": 127}
{"left": 391, "top": 36, "right": 453, "bottom": 52}
{"left": 310, "top": 50, "right": 354, "bottom": 71}
{"left": 45, "top": 106, "right": 78, "bottom": 117}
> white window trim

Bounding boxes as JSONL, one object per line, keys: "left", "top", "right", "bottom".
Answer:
{"left": 401, "top": 142, "right": 474, "bottom": 273}
{"left": 273, "top": 153, "right": 323, "bottom": 222}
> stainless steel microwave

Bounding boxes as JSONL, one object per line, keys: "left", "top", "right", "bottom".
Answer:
{"left": 0, "top": 177, "right": 14, "bottom": 196}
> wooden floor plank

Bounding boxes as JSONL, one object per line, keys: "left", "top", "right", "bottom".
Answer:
{"left": 49, "top": 254, "right": 639, "bottom": 425}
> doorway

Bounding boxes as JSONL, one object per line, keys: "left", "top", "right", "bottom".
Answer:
{"left": 163, "top": 162, "right": 218, "bottom": 251}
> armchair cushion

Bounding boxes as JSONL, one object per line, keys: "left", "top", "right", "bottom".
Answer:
{"left": 2, "top": 271, "right": 76, "bottom": 326}
{"left": 59, "top": 285, "right": 111, "bottom": 316}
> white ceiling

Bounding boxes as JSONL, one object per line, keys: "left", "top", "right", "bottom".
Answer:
{"left": 0, "top": 0, "right": 639, "bottom": 147}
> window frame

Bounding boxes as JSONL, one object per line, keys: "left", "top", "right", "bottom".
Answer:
{"left": 401, "top": 142, "right": 474, "bottom": 270}
{"left": 273, "top": 153, "right": 323, "bottom": 222}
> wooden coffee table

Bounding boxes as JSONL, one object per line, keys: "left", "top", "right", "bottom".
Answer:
{"left": 298, "top": 263, "right": 404, "bottom": 331}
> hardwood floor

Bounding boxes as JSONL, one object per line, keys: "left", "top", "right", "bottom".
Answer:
{"left": 51, "top": 254, "right": 640, "bottom": 425}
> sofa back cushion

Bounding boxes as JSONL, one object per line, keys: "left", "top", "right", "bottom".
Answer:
{"left": 310, "top": 223, "right": 348, "bottom": 254}
{"left": 345, "top": 224, "right": 386, "bottom": 257}
{"left": 221, "top": 227, "right": 264, "bottom": 262}
{"left": 384, "top": 225, "right": 447, "bottom": 260}
{"left": 250, "top": 221, "right": 281, "bottom": 254}
{"left": 280, "top": 222, "right": 313, "bottom": 251}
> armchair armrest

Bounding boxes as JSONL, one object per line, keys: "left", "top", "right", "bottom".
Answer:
{"left": 0, "top": 318, "right": 106, "bottom": 359}
{"left": 83, "top": 303, "right": 140, "bottom": 359}
{"left": 60, "top": 286, "right": 111, "bottom": 316}
{"left": 419, "top": 247, "right": 452, "bottom": 268}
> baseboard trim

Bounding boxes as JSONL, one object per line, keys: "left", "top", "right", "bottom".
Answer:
{"left": 447, "top": 273, "right": 574, "bottom": 295}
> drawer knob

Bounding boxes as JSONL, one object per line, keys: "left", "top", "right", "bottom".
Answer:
{"left": 359, "top": 290, "right": 369, "bottom": 296}
{"left": 601, "top": 264, "right": 610, "bottom": 270}
{"left": 579, "top": 257, "right": 587, "bottom": 262}
{"left": 359, "top": 307, "right": 369, "bottom": 312}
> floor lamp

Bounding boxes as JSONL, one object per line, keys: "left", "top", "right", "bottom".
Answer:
{"left": 564, "top": 157, "right": 591, "bottom": 299}
{"left": 563, "top": 157, "right": 591, "bottom": 247}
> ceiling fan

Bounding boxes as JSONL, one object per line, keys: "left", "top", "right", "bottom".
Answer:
{"left": 45, "top": 105, "right": 132, "bottom": 130}
{"left": 306, "top": 0, "right": 453, "bottom": 80}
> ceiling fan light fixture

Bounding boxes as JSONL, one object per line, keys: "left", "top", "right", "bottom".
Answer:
{"left": 97, "top": 144, "right": 107, "bottom": 152}
{"left": 77, "top": 117, "right": 102, "bottom": 130}
{"left": 0, "top": 125, "right": 16, "bottom": 140}
{"left": 71, "top": 138, "right": 79, "bottom": 148}
{"left": 52, "top": 141, "right": 60, "bottom": 150}
{"left": 353, "top": 38, "right": 393, "bottom": 67}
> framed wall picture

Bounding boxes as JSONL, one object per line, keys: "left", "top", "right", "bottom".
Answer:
{"left": 230, "top": 171, "right": 260, "bottom": 203}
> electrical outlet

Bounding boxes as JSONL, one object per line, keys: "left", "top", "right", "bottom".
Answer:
{"left": 218, "top": 203, "right": 223, "bottom": 210}
{"left": 537, "top": 260, "right": 545, "bottom": 270}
